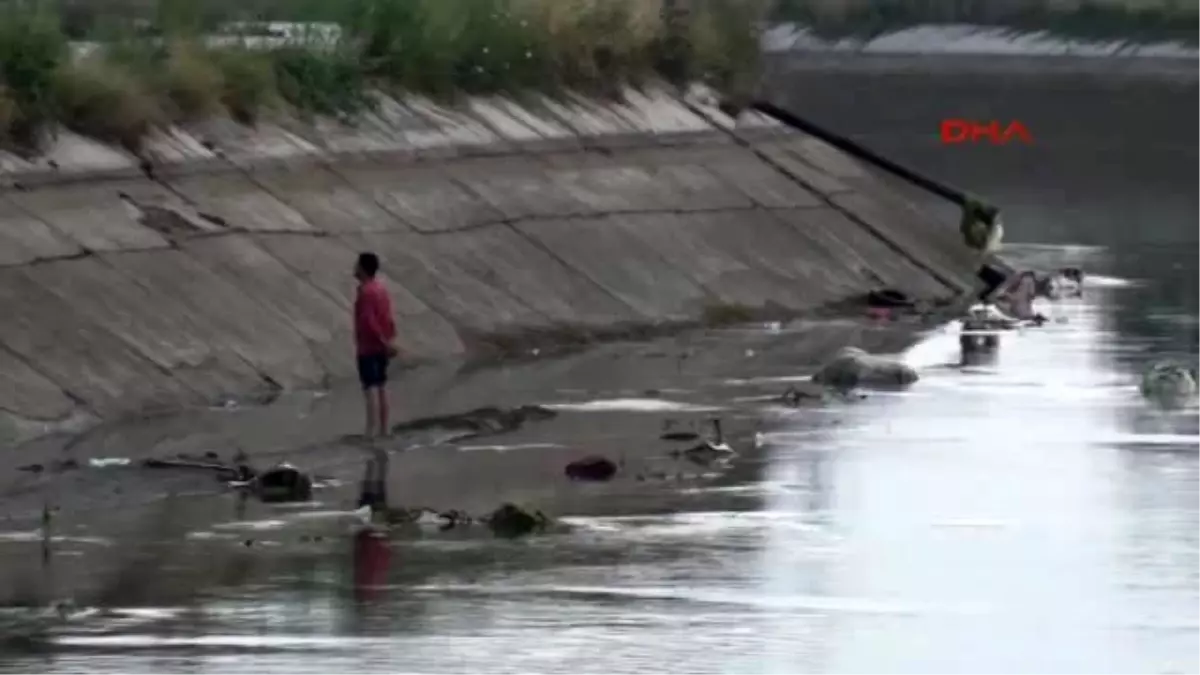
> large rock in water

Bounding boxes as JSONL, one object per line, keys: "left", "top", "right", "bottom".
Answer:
{"left": 564, "top": 455, "right": 619, "bottom": 482}
{"left": 485, "top": 503, "right": 551, "bottom": 538}
{"left": 812, "top": 347, "right": 919, "bottom": 390}
{"left": 254, "top": 463, "right": 313, "bottom": 503}
{"left": 1140, "top": 361, "right": 1198, "bottom": 409}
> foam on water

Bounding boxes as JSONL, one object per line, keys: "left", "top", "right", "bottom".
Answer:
{"left": 408, "top": 582, "right": 989, "bottom": 616}
{"left": 0, "top": 532, "right": 112, "bottom": 546}
{"left": 51, "top": 634, "right": 381, "bottom": 650}
{"left": 567, "top": 511, "right": 827, "bottom": 539}
{"left": 457, "top": 442, "right": 564, "bottom": 453}
{"left": 211, "top": 519, "right": 289, "bottom": 532}
{"left": 544, "top": 398, "right": 723, "bottom": 413}
{"left": 1089, "top": 274, "right": 1140, "bottom": 288}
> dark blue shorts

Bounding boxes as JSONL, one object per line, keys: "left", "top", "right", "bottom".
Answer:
{"left": 357, "top": 354, "right": 390, "bottom": 390}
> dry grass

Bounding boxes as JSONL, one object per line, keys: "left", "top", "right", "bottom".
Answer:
{"left": 157, "top": 41, "right": 227, "bottom": 121}
{"left": 0, "top": 0, "right": 765, "bottom": 155}
{"left": 52, "top": 57, "right": 166, "bottom": 152}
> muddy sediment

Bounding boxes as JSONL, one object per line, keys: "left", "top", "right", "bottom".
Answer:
{"left": 0, "top": 315, "right": 934, "bottom": 611}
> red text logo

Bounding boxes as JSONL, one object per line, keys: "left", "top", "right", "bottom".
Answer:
{"left": 940, "top": 119, "right": 1033, "bottom": 145}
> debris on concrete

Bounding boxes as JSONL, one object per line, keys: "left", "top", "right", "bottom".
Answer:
{"left": 1035, "top": 267, "right": 1085, "bottom": 299}
{"left": 660, "top": 418, "right": 700, "bottom": 441}
{"left": 18, "top": 459, "right": 80, "bottom": 474}
{"left": 667, "top": 419, "right": 736, "bottom": 467}
{"left": 483, "top": 503, "right": 551, "bottom": 539}
{"left": 356, "top": 501, "right": 555, "bottom": 540}
{"left": 866, "top": 288, "right": 915, "bottom": 309}
{"left": 139, "top": 453, "right": 312, "bottom": 503}
{"left": 86, "top": 458, "right": 132, "bottom": 469}
{"left": 812, "top": 346, "right": 919, "bottom": 390}
{"left": 780, "top": 382, "right": 828, "bottom": 406}
{"left": 249, "top": 463, "right": 313, "bottom": 504}
{"left": 564, "top": 455, "right": 620, "bottom": 482}
{"left": 391, "top": 405, "right": 558, "bottom": 440}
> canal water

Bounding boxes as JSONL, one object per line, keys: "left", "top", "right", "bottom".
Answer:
{"left": 1, "top": 48, "right": 1196, "bottom": 675}
{"left": 1, "top": 242, "right": 1193, "bottom": 675}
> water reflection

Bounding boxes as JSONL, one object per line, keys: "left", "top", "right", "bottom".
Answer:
{"left": 0, "top": 241, "right": 1195, "bottom": 674}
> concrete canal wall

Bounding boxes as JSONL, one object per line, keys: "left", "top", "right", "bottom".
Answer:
{"left": 0, "top": 83, "right": 983, "bottom": 439}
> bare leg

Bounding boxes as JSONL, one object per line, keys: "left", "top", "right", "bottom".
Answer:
{"left": 358, "top": 449, "right": 389, "bottom": 510}
{"left": 363, "top": 387, "right": 379, "bottom": 439}
{"left": 376, "top": 386, "right": 391, "bottom": 438}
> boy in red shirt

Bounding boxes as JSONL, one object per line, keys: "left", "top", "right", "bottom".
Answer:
{"left": 353, "top": 252, "right": 398, "bottom": 439}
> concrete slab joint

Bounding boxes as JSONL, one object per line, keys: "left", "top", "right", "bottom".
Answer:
{"left": 0, "top": 87, "right": 981, "bottom": 434}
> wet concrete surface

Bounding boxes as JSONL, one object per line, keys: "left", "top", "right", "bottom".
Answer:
{"left": 0, "top": 242, "right": 1196, "bottom": 674}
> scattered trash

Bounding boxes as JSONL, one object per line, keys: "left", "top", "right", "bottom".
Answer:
{"left": 484, "top": 503, "right": 551, "bottom": 539}
{"left": 812, "top": 347, "right": 919, "bottom": 390}
{"left": 143, "top": 457, "right": 242, "bottom": 481}
{"left": 19, "top": 459, "right": 81, "bottom": 474}
{"left": 866, "top": 288, "right": 915, "bottom": 309}
{"left": 1140, "top": 360, "right": 1199, "bottom": 409}
{"left": 253, "top": 463, "right": 314, "bottom": 504}
{"left": 564, "top": 455, "right": 620, "bottom": 482}
{"left": 780, "top": 382, "right": 826, "bottom": 407}
{"left": 660, "top": 418, "right": 700, "bottom": 442}
{"left": 87, "top": 458, "right": 132, "bottom": 468}
{"left": 661, "top": 430, "right": 700, "bottom": 441}
{"left": 668, "top": 419, "right": 736, "bottom": 467}
{"left": 391, "top": 405, "right": 558, "bottom": 439}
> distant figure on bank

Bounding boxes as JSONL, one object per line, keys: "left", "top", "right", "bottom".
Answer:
{"left": 354, "top": 252, "right": 398, "bottom": 438}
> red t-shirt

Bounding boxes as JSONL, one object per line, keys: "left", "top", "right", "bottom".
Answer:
{"left": 354, "top": 278, "right": 396, "bottom": 356}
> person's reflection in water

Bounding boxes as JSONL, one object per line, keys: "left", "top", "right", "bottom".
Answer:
{"left": 352, "top": 529, "right": 392, "bottom": 605}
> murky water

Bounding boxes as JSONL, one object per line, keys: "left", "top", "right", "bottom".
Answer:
{"left": 3, "top": 56, "right": 1197, "bottom": 672}
{"left": 0, "top": 242, "right": 1195, "bottom": 674}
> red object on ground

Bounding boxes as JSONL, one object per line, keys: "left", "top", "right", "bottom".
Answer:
{"left": 867, "top": 307, "right": 893, "bottom": 321}
{"left": 354, "top": 277, "right": 396, "bottom": 356}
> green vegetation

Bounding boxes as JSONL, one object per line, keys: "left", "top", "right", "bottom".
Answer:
{"left": 0, "top": 0, "right": 768, "bottom": 155}
{"left": 772, "top": 0, "right": 1199, "bottom": 45}
{"left": 959, "top": 197, "right": 1001, "bottom": 252}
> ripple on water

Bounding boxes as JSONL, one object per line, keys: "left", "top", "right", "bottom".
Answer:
{"left": 50, "top": 634, "right": 383, "bottom": 651}
{"left": 407, "top": 582, "right": 991, "bottom": 617}
{"left": 5, "top": 244, "right": 1196, "bottom": 675}
{"left": 457, "top": 442, "right": 565, "bottom": 453}
{"left": 563, "top": 511, "right": 829, "bottom": 541}
{"left": 544, "top": 398, "right": 723, "bottom": 413}
{"left": 0, "top": 531, "right": 112, "bottom": 546}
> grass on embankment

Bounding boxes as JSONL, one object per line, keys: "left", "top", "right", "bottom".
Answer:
{"left": 772, "top": 0, "right": 1199, "bottom": 45}
{"left": 0, "top": 0, "right": 767, "bottom": 156}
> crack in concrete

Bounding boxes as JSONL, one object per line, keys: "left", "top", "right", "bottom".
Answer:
{"left": 0, "top": 94, "right": 975, "bottom": 437}
{"left": 680, "top": 99, "right": 968, "bottom": 295}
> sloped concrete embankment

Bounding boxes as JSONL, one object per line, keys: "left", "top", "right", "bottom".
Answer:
{"left": 0, "top": 85, "right": 982, "bottom": 442}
